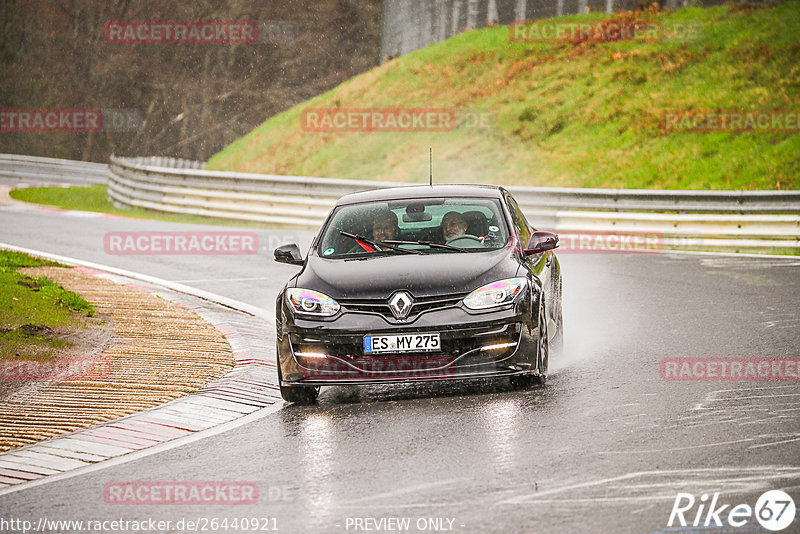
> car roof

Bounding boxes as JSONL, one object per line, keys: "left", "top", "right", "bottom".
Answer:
{"left": 335, "top": 185, "right": 507, "bottom": 206}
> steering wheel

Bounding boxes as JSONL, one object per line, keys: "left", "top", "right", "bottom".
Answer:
{"left": 447, "top": 235, "right": 484, "bottom": 247}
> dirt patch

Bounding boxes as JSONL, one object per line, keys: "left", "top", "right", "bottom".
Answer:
{"left": 0, "top": 267, "right": 234, "bottom": 453}
{"left": 18, "top": 323, "right": 53, "bottom": 336}
{"left": 16, "top": 278, "right": 40, "bottom": 290}
{"left": 0, "top": 320, "right": 115, "bottom": 400}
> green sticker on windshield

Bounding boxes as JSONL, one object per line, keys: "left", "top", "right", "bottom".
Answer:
{"left": 323, "top": 248, "right": 335, "bottom": 256}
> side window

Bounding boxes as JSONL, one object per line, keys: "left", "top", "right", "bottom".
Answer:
{"left": 505, "top": 195, "right": 531, "bottom": 247}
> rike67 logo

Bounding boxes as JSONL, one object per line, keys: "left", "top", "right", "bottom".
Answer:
{"left": 668, "top": 490, "right": 796, "bottom": 532}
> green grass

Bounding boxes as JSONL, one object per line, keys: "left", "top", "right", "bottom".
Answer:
{"left": 9, "top": 185, "right": 118, "bottom": 215}
{"left": 0, "top": 250, "right": 62, "bottom": 271}
{"left": 206, "top": 2, "right": 800, "bottom": 190}
{"left": 0, "top": 250, "right": 95, "bottom": 358}
{"left": 9, "top": 185, "right": 283, "bottom": 228}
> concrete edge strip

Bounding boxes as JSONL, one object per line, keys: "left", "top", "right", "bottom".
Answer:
{"left": 0, "top": 243, "right": 283, "bottom": 497}
{"left": 0, "top": 403, "right": 285, "bottom": 498}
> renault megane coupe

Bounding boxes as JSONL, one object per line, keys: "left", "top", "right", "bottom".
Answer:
{"left": 274, "top": 185, "right": 562, "bottom": 404}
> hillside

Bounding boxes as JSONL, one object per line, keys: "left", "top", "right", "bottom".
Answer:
{"left": 206, "top": 2, "right": 800, "bottom": 190}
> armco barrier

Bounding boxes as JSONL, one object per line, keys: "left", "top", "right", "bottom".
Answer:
{"left": 0, "top": 154, "right": 109, "bottom": 185}
{"left": 103, "top": 155, "right": 797, "bottom": 252}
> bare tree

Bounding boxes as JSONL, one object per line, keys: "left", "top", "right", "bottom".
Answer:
{"left": 0, "top": 0, "right": 381, "bottom": 161}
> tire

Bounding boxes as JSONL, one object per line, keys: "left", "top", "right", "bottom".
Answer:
{"left": 277, "top": 352, "right": 319, "bottom": 405}
{"left": 510, "top": 299, "right": 549, "bottom": 389}
{"left": 532, "top": 299, "right": 549, "bottom": 386}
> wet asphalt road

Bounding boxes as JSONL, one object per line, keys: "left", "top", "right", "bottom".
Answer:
{"left": 1, "top": 202, "right": 800, "bottom": 534}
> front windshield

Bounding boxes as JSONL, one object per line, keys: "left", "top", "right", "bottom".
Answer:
{"left": 318, "top": 197, "right": 509, "bottom": 258}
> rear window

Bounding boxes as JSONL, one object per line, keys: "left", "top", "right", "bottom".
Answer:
{"left": 317, "top": 197, "right": 509, "bottom": 258}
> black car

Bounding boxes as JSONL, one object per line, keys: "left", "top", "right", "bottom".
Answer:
{"left": 274, "top": 185, "right": 562, "bottom": 404}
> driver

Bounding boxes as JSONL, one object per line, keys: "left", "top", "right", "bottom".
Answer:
{"left": 372, "top": 210, "right": 399, "bottom": 243}
{"left": 441, "top": 211, "right": 469, "bottom": 243}
{"left": 349, "top": 210, "right": 399, "bottom": 252}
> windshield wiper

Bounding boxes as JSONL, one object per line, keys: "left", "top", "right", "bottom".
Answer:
{"left": 382, "top": 239, "right": 469, "bottom": 253}
{"left": 339, "top": 231, "right": 424, "bottom": 255}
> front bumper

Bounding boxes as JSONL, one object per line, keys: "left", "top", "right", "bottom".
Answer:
{"left": 277, "top": 300, "right": 542, "bottom": 386}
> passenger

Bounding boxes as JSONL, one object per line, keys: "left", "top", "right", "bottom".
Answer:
{"left": 441, "top": 211, "right": 469, "bottom": 243}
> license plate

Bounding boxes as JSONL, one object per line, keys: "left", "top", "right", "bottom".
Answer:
{"left": 364, "top": 333, "right": 441, "bottom": 354}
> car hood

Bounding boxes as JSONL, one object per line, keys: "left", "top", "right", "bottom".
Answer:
{"left": 294, "top": 248, "right": 518, "bottom": 299}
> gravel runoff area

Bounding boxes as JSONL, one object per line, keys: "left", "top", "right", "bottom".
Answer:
{"left": 0, "top": 266, "right": 235, "bottom": 452}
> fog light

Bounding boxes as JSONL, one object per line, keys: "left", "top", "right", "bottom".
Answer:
{"left": 480, "top": 342, "right": 517, "bottom": 352}
{"left": 295, "top": 352, "right": 327, "bottom": 359}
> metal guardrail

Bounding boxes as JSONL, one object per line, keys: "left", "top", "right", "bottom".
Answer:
{"left": 0, "top": 154, "right": 109, "bottom": 185}
{"left": 112, "top": 156, "right": 204, "bottom": 170}
{"left": 106, "top": 155, "right": 800, "bottom": 252}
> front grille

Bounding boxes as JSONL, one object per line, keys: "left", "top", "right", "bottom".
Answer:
{"left": 338, "top": 293, "right": 468, "bottom": 320}
{"left": 289, "top": 322, "right": 521, "bottom": 367}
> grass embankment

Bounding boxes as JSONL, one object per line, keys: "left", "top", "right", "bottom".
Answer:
{"left": 206, "top": 2, "right": 800, "bottom": 190}
{"left": 9, "top": 185, "right": 278, "bottom": 228}
{"left": 0, "top": 250, "right": 95, "bottom": 358}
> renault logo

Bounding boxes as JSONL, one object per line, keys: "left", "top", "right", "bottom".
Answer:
{"left": 388, "top": 291, "right": 414, "bottom": 320}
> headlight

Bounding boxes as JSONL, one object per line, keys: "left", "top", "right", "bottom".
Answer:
{"left": 463, "top": 278, "right": 528, "bottom": 310}
{"left": 286, "top": 288, "right": 340, "bottom": 316}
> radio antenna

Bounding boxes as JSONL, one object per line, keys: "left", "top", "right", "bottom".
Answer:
{"left": 429, "top": 148, "right": 433, "bottom": 186}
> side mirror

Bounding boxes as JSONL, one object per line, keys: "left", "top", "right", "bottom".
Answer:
{"left": 274, "top": 243, "right": 304, "bottom": 266}
{"left": 524, "top": 231, "right": 559, "bottom": 255}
